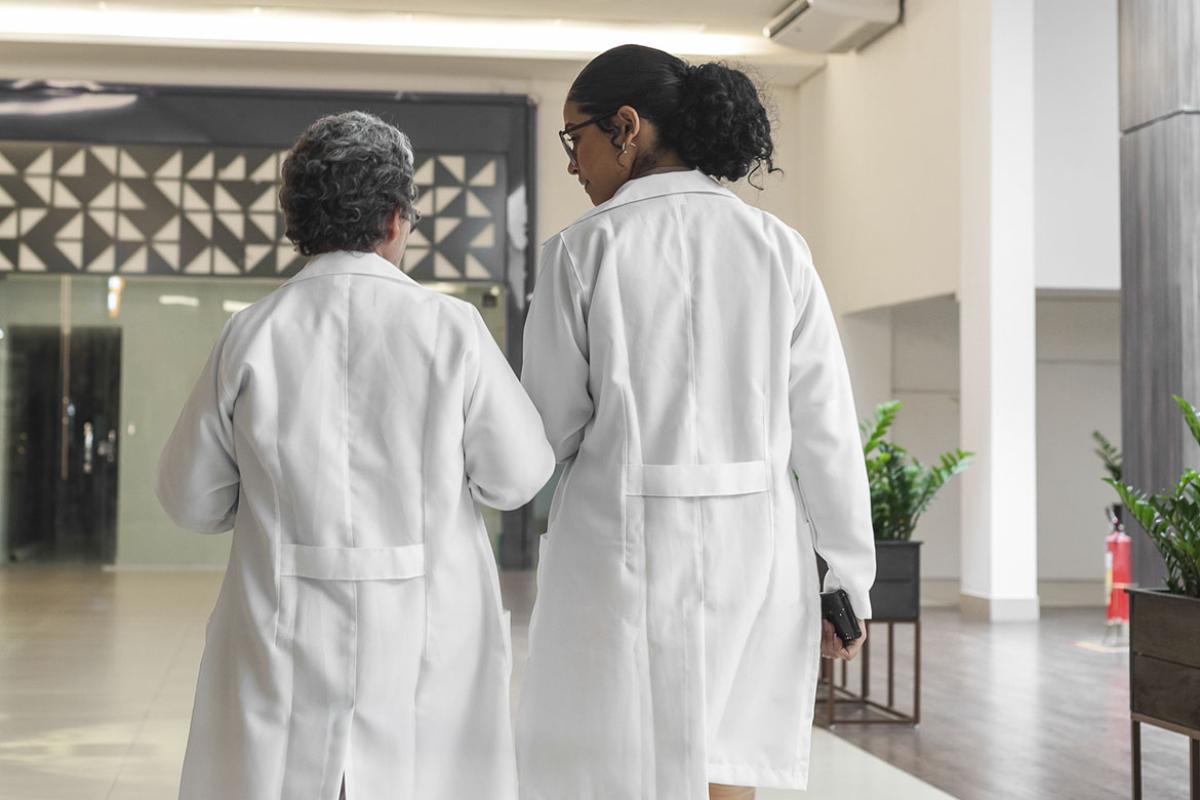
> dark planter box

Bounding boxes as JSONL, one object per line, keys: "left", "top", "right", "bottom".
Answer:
{"left": 871, "top": 541, "right": 922, "bottom": 621}
{"left": 1128, "top": 588, "right": 1200, "bottom": 731}
{"left": 817, "top": 540, "right": 922, "bottom": 621}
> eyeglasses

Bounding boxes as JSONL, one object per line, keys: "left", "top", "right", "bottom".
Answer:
{"left": 558, "top": 110, "right": 619, "bottom": 164}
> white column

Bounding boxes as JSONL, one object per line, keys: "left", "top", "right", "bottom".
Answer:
{"left": 957, "top": 0, "right": 1040, "bottom": 621}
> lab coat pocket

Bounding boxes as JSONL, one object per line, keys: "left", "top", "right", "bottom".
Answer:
{"left": 279, "top": 542, "right": 426, "bottom": 581}
{"left": 625, "top": 460, "right": 776, "bottom": 607}
{"left": 275, "top": 542, "right": 428, "bottom": 647}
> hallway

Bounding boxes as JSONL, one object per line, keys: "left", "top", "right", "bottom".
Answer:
{"left": 0, "top": 566, "right": 954, "bottom": 800}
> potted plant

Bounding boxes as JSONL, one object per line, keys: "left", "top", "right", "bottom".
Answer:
{"left": 1105, "top": 395, "right": 1200, "bottom": 739}
{"left": 858, "top": 401, "right": 972, "bottom": 620}
{"left": 814, "top": 402, "right": 972, "bottom": 726}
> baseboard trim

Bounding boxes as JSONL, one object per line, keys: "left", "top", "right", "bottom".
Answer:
{"left": 959, "top": 592, "right": 1041, "bottom": 621}
{"left": 1038, "top": 580, "right": 1106, "bottom": 607}
{"left": 921, "top": 578, "right": 1106, "bottom": 611}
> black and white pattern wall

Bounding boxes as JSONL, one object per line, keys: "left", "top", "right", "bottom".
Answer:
{"left": 0, "top": 142, "right": 505, "bottom": 281}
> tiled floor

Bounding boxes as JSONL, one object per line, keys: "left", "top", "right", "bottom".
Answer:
{"left": 0, "top": 566, "right": 955, "bottom": 799}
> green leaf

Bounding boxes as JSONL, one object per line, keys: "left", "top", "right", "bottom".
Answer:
{"left": 1092, "top": 430, "right": 1122, "bottom": 482}
{"left": 860, "top": 401, "right": 971, "bottom": 542}
{"left": 862, "top": 401, "right": 902, "bottom": 457}
{"left": 1174, "top": 395, "right": 1200, "bottom": 450}
{"left": 1104, "top": 400, "right": 1200, "bottom": 599}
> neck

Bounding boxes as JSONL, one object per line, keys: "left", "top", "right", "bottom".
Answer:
{"left": 629, "top": 147, "right": 690, "bottom": 181}
{"left": 640, "top": 165, "right": 691, "bottom": 176}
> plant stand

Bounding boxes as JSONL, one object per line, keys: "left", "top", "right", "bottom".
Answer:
{"left": 817, "top": 618, "right": 920, "bottom": 726}
{"left": 1127, "top": 588, "right": 1200, "bottom": 799}
{"left": 1130, "top": 714, "right": 1200, "bottom": 799}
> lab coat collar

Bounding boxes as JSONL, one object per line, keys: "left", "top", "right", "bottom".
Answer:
{"left": 285, "top": 250, "right": 418, "bottom": 287}
{"left": 559, "top": 168, "right": 737, "bottom": 236}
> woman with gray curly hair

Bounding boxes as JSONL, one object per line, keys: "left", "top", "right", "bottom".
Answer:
{"left": 156, "top": 111, "right": 553, "bottom": 800}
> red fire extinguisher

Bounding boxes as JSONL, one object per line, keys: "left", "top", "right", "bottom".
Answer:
{"left": 1105, "top": 504, "right": 1132, "bottom": 640}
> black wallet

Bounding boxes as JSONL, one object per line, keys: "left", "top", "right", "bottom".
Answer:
{"left": 820, "top": 588, "right": 862, "bottom": 645}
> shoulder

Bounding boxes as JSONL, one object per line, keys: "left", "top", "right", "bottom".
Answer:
{"left": 751, "top": 207, "right": 813, "bottom": 262}
{"left": 750, "top": 209, "right": 816, "bottom": 295}
{"left": 536, "top": 230, "right": 587, "bottom": 293}
{"left": 436, "top": 291, "right": 486, "bottom": 331}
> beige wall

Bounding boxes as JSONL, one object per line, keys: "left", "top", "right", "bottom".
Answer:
{"left": 795, "top": 0, "right": 962, "bottom": 316}
{"left": 795, "top": 0, "right": 1121, "bottom": 308}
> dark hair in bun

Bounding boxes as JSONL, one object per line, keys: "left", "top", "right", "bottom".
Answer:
{"left": 567, "top": 44, "right": 780, "bottom": 188}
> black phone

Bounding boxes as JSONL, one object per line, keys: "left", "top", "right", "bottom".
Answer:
{"left": 820, "top": 588, "right": 862, "bottom": 646}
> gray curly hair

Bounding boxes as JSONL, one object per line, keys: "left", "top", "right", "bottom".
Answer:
{"left": 280, "top": 111, "right": 419, "bottom": 257}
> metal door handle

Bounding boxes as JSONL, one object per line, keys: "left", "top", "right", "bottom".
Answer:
{"left": 82, "top": 421, "right": 94, "bottom": 475}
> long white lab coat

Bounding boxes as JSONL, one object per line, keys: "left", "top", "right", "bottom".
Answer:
{"left": 515, "top": 169, "right": 876, "bottom": 798}
{"left": 156, "top": 250, "right": 554, "bottom": 800}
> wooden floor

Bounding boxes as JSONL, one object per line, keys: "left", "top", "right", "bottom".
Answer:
{"left": 822, "top": 607, "right": 1191, "bottom": 800}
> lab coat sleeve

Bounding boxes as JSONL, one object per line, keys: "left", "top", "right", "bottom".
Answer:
{"left": 155, "top": 319, "right": 241, "bottom": 533}
{"left": 787, "top": 237, "right": 876, "bottom": 619}
{"left": 463, "top": 305, "right": 556, "bottom": 511}
{"left": 521, "top": 234, "right": 594, "bottom": 462}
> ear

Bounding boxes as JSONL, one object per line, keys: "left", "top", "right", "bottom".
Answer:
{"left": 385, "top": 207, "right": 405, "bottom": 243}
{"left": 615, "top": 104, "right": 642, "bottom": 144}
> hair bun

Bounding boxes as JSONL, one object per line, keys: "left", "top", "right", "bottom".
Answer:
{"left": 566, "top": 45, "right": 780, "bottom": 188}
{"left": 666, "top": 61, "right": 777, "bottom": 186}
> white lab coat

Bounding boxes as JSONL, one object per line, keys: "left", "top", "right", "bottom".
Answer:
{"left": 156, "top": 250, "right": 554, "bottom": 800}
{"left": 515, "top": 170, "right": 876, "bottom": 798}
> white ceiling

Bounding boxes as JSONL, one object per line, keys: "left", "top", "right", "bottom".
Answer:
{"left": 2, "top": 1, "right": 824, "bottom": 85}
{"left": 155, "top": 0, "right": 793, "bottom": 38}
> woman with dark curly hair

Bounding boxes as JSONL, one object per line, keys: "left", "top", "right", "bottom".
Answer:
{"left": 516, "top": 45, "right": 875, "bottom": 800}
{"left": 156, "top": 111, "right": 553, "bottom": 800}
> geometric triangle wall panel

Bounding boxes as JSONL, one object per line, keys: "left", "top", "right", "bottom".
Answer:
{"left": 403, "top": 153, "right": 506, "bottom": 283}
{"left": 0, "top": 141, "right": 506, "bottom": 282}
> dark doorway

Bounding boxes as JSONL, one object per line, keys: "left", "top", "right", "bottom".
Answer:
{"left": 4, "top": 326, "right": 121, "bottom": 563}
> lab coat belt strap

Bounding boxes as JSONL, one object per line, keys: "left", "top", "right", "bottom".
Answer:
{"left": 280, "top": 543, "right": 426, "bottom": 581}
{"left": 625, "top": 460, "right": 768, "bottom": 497}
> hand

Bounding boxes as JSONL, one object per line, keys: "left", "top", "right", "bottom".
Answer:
{"left": 821, "top": 619, "right": 867, "bottom": 661}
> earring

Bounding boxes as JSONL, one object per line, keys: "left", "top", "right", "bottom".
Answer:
{"left": 618, "top": 140, "right": 638, "bottom": 168}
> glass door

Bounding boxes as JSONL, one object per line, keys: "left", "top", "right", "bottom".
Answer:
{"left": 0, "top": 273, "right": 510, "bottom": 566}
